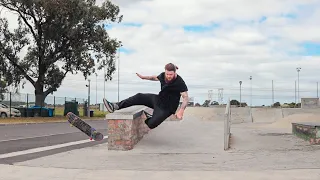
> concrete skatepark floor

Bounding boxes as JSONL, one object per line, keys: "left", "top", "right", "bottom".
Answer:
{"left": 1, "top": 107, "right": 320, "bottom": 179}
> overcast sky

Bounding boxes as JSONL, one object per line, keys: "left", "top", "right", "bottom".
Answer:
{"left": 1, "top": 0, "right": 320, "bottom": 106}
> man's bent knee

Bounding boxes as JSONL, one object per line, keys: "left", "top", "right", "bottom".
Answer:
{"left": 145, "top": 119, "right": 162, "bottom": 129}
{"left": 135, "top": 93, "right": 146, "bottom": 97}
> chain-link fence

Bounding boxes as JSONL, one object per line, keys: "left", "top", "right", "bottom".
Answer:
{"left": 182, "top": 80, "right": 319, "bottom": 108}
{"left": 0, "top": 92, "right": 104, "bottom": 118}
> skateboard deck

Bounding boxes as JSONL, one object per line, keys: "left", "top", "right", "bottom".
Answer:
{"left": 66, "top": 112, "right": 104, "bottom": 141}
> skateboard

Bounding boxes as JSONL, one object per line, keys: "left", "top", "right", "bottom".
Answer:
{"left": 66, "top": 112, "right": 104, "bottom": 141}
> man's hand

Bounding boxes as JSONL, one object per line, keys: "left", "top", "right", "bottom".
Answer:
{"left": 136, "top": 73, "right": 159, "bottom": 81}
{"left": 175, "top": 108, "right": 184, "bottom": 120}
{"left": 136, "top": 73, "right": 144, "bottom": 79}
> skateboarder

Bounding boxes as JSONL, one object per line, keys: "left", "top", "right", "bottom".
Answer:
{"left": 104, "top": 63, "right": 189, "bottom": 129}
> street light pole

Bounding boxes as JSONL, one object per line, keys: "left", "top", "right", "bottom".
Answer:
{"left": 96, "top": 74, "right": 97, "bottom": 105}
{"left": 117, "top": 49, "right": 120, "bottom": 102}
{"left": 296, "top": 67, "right": 301, "bottom": 104}
{"left": 104, "top": 66, "right": 106, "bottom": 99}
{"left": 117, "top": 44, "right": 122, "bottom": 102}
{"left": 239, "top": 81, "right": 242, "bottom": 107}
{"left": 86, "top": 79, "right": 91, "bottom": 117}
{"left": 294, "top": 81, "right": 297, "bottom": 106}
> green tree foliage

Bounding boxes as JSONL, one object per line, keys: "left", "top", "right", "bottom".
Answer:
{"left": 0, "top": 0, "right": 123, "bottom": 105}
{"left": 272, "top": 102, "right": 281, "bottom": 107}
{"left": 211, "top": 101, "right": 219, "bottom": 105}
{"left": 230, "top": 99, "right": 240, "bottom": 106}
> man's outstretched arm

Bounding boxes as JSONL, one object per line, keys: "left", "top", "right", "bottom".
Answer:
{"left": 136, "top": 73, "right": 159, "bottom": 81}
{"left": 142, "top": 75, "right": 159, "bottom": 81}
{"left": 180, "top": 91, "right": 189, "bottom": 110}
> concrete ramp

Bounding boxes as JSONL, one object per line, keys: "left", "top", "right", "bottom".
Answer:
{"left": 282, "top": 108, "right": 320, "bottom": 117}
{"left": 251, "top": 108, "right": 283, "bottom": 123}
{"left": 264, "top": 113, "right": 320, "bottom": 130}
{"left": 184, "top": 107, "right": 251, "bottom": 124}
{"left": 183, "top": 107, "right": 226, "bottom": 121}
{"left": 185, "top": 107, "right": 320, "bottom": 125}
{"left": 230, "top": 107, "right": 251, "bottom": 124}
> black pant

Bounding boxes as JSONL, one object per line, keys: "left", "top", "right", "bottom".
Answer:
{"left": 116, "top": 93, "right": 172, "bottom": 129}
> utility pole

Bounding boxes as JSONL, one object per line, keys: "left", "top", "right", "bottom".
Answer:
{"left": 272, "top": 80, "right": 274, "bottom": 105}
{"left": 218, "top": 88, "right": 223, "bottom": 105}
{"left": 317, "top": 82, "right": 318, "bottom": 98}
{"left": 249, "top": 76, "right": 252, "bottom": 107}
{"left": 208, "top": 90, "right": 213, "bottom": 102}
{"left": 239, "top": 81, "right": 242, "bottom": 107}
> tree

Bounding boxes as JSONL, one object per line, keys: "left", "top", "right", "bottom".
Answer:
{"left": 288, "top": 102, "right": 296, "bottom": 108}
{"left": 0, "top": 80, "right": 6, "bottom": 101}
{"left": 272, "top": 102, "right": 281, "bottom": 107}
{"left": 0, "top": 0, "right": 123, "bottom": 106}
{"left": 0, "top": 59, "right": 7, "bottom": 101}
{"left": 211, "top": 101, "right": 219, "bottom": 105}
{"left": 230, "top": 99, "right": 240, "bottom": 106}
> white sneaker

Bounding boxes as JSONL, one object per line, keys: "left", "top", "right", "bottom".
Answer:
{"left": 103, "top": 98, "right": 119, "bottom": 113}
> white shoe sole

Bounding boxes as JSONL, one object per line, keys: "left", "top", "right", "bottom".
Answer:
{"left": 103, "top": 98, "right": 114, "bottom": 113}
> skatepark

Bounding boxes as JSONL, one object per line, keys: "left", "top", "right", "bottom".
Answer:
{"left": 1, "top": 98, "right": 320, "bottom": 179}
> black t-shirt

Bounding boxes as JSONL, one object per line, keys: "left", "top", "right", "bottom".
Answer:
{"left": 156, "top": 72, "right": 188, "bottom": 113}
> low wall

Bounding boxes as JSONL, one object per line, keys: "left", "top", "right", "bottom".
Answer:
{"left": 105, "top": 105, "right": 151, "bottom": 150}
{"left": 292, "top": 122, "right": 320, "bottom": 145}
{"left": 230, "top": 107, "right": 251, "bottom": 124}
{"left": 282, "top": 108, "right": 320, "bottom": 117}
{"left": 301, "top": 98, "right": 320, "bottom": 109}
{"left": 198, "top": 105, "right": 320, "bottom": 124}
{"left": 251, "top": 107, "right": 283, "bottom": 123}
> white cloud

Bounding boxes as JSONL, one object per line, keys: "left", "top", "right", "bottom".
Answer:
{"left": 1, "top": 0, "right": 320, "bottom": 106}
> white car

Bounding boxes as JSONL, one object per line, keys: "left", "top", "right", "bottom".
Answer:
{"left": 0, "top": 103, "right": 21, "bottom": 118}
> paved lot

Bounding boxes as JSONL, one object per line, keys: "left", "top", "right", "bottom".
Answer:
{"left": 1, "top": 108, "right": 320, "bottom": 179}
{"left": 0, "top": 120, "right": 107, "bottom": 141}
{"left": 0, "top": 120, "right": 108, "bottom": 164}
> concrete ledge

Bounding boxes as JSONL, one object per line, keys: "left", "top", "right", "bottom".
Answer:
{"left": 292, "top": 122, "right": 320, "bottom": 145}
{"left": 105, "top": 105, "right": 151, "bottom": 151}
{"left": 105, "top": 105, "right": 147, "bottom": 120}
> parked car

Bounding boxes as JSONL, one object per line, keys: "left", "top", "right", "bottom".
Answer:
{"left": 0, "top": 103, "right": 21, "bottom": 118}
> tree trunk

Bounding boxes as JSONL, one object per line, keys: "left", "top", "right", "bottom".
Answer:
{"left": 35, "top": 93, "right": 45, "bottom": 107}
{"left": 34, "top": 82, "right": 45, "bottom": 107}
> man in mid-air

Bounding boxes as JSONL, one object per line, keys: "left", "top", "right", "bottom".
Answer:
{"left": 103, "top": 63, "right": 189, "bottom": 130}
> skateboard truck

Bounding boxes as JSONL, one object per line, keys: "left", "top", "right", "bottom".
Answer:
{"left": 90, "top": 128, "right": 96, "bottom": 140}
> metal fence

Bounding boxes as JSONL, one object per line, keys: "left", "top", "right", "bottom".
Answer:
{"left": 0, "top": 92, "right": 102, "bottom": 118}
{"left": 187, "top": 80, "right": 319, "bottom": 108}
